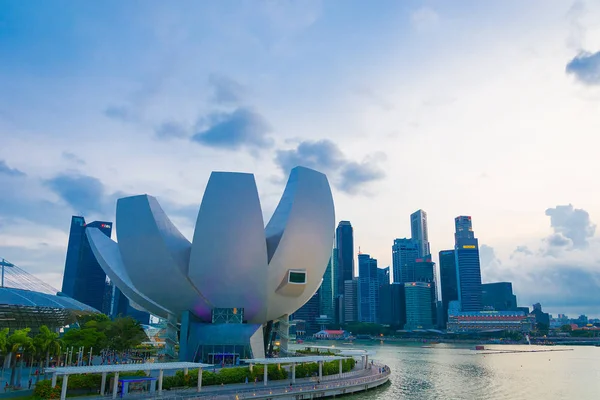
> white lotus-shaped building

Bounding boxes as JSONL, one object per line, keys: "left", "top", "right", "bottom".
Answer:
{"left": 86, "top": 166, "right": 334, "bottom": 361}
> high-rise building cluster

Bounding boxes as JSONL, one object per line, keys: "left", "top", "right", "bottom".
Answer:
{"left": 61, "top": 215, "right": 150, "bottom": 325}
{"left": 294, "top": 209, "right": 533, "bottom": 336}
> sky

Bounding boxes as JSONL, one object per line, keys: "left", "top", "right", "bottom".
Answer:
{"left": 1, "top": 0, "right": 599, "bottom": 318}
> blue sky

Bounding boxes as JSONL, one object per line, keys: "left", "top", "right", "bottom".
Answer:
{"left": 1, "top": 0, "right": 600, "bottom": 317}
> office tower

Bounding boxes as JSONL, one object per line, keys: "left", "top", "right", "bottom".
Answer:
{"left": 110, "top": 285, "right": 150, "bottom": 325}
{"left": 392, "top": 238, "right": 419, "bottom": 283}
{"left": 319, "top": 253, "right": 335, "bottom": 321}
{"left": 62, "top": 216, "right": 112, "bottom": 311}
{"left": 343, "top": 279, "right": 358, "bottom": 323}
{"left": 454, "top": 216, "right": 483, "bottom": 312}
{"left": 404, "top": 282, "right": 434, "bottom": 330}
{"left": 439, "top": 250, "right": 458, "bottom": 328}
{"left": 336, "top": 221, "right": 354, "bottom": 296}
{"left": 379, "top": 283, "right": 406, "bottom": 327}
{"left": 410, "top": 209, "right": 431, "bottom": 257}
{"left": 377, "top": 266, "right": 390, "bottom": 287}
{"left": 357, "top": 254, "right": 379, "bottom": 323}
{"left": 292, "top": 289, "right": 321, "bottom": 336}
{"left": 413, "top": 257, "right": 438, "bottom": 326}
{"left": 482, "top": 282, "right": 518, "bottom": 311}
{"left": 531, "top": 303, "right": 550, "bottom": 327}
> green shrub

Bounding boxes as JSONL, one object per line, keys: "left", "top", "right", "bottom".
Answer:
{"left": 34, "top": 371, "right": 149, "bottom": 398}
{"left": 162, "top": 366, "right": 289, "bottom": 390}
{"left": 34, "top": 380, "right": 61, "bottom": 399}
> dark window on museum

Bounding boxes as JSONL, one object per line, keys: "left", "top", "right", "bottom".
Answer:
{"left": 289, "top": 271, "right": 306, "bottom": 284}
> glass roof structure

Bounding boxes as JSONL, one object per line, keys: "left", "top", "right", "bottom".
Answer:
{"left": 0, "top": 258, "right": 99, "bottom": 331}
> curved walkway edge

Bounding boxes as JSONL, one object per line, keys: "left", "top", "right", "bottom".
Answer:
{"left": 163, "top": 364, "right": 391, "bottom": 400}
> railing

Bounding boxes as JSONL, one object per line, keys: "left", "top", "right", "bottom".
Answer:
{"left": 81, "top": 365, "right": 390, "bottom": 400}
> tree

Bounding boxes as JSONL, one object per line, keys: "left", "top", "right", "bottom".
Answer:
{"left": 34, "top": 326, "right": 62, "bottom": 370}
{"left": 62, "top": 327, "right": 107, "bottom": 351}
{"left": 106, "top": 317, "right": 148, "bottom": 352}
{"left": 0, "top": 328, "right": 8, "bottom": 355}
{"left": 560, "top": 324, "right": 572, "bottom": 333}
{"left": 7, "top": 328, "right": 35, "bottom": 386}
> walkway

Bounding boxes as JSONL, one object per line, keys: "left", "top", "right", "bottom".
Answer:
{"left": 81, "top": 364, "right": 389, "bottom": 400}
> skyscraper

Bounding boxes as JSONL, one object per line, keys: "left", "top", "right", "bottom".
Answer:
{"left": 336, "top": 221, "right": 354, "bottom": 295}
{"left": 377, "top": 266, "right": 390, "bottom": 287}
{"left": 404, "top": 282, "right": 434, "bottom": 329}
{"left": 439, "top": 249, "right": 458, "bottom": 328}
{"left": 454, "top": 216, "right": 483, "bottom": 312}
{"left": 343, "top": 279, "right": 358, "bottom": 323}
{"left": 410, "top": 209, "right": 430, "bottom": 257}
{"left": 482, "top": 282, "right": 518, "bottom": 311}
{"left": 62, "top": 216, "right": 112, "bottom": 311}
{"left": 357, "top": 253, "right": 379, "bottom": 323}
{"left": 292, "top": 289, "right": 321, "bottom": 336}
{"left": 392, "top": 238, "right": 419, "bottom": 283}
{"left": 319, "top": 252, "right": 335, "bottom": 321}
{"left": 379, "top": 283, "right": 406, "bottom": 327}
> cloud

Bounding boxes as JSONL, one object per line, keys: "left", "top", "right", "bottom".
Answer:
{"left": 209, "top": 74, "right": 245, "bottom": 104}
{"left": 489, "top": 205, "right": 600, "bottom": 315}
{"left": 274, "top": 140, "right": 385, "bottom": 195}
{"left": 566, "top": 51, "right": 600, "bottom": 85}
{"left": 546, "top": 233, "right": 572, "bottom": 248}
{"left": 62, "top": 151, "right": 86, "bottom": 165}
{"left": 155, "top": 121, "right": 188, "bottom": 140}
{"left": 275, "top": 140, "right": 345, "bottom": 173}
{"left": 45, "top": 173, "right": 106, "bottom": 214}
{"left": 104, "top": 105, "right": 136, "bottom": 122}
{"left": 410, "top": 6, "right": 440, "bottom": 32}
{"left": 0, "top": 160, "right": 25, "bottom": 177}
{"left": 544, "top": 204, "right": 596, "bottom": 249}
{"left": 191, "top": 107, "right": 273, "bottom": 150}
{"left": 510, "top": 245, "right": 533, "bottom": 259}
{"left": 339, "top": 160, "right": 386, "bottom": 194}
{"left": 479, "top": 244, "right": 504, "bottom": 282}
{"left": 352, "top": 86, "right": 394, "bottom": 111}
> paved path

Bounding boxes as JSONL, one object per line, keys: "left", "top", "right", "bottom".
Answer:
{"left": 77, "top": 365, "right": 381, "bottom": 400}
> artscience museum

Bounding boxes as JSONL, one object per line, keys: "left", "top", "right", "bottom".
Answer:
{"left": 86, "top": 166, "right": 335, "bottom": 363}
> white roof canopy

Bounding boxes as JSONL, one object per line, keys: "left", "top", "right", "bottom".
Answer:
{"left": 45, "top": 362, "right": 211, "bottom": 375}
{"left": 241, "top": 356, "right": 349, "bottom": 364}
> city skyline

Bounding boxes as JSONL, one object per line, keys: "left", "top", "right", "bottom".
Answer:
{"left": 1, "top": 1, "right": 599, "bottom": 318}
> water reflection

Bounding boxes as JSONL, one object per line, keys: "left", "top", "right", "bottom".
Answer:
{"left": 318, "top": 343, "right": 599, "bottom": 400}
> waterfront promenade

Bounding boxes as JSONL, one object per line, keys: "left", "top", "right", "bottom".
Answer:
{"left": 81, "top": 364, "right": 390, "bottom": 400}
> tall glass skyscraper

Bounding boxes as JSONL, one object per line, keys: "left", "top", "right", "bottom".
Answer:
{"left": 62, "top": 216, "right": 112, "bottom": 311}
{"left": 392, "top": 238, "right": 419, "bottom": 283}
{"left": 336, "top": 221, "right": 354, "bottom": 295}
{"left": 357, "top": 253, "right": 378, "bottom": 323}
{"left": 404, "top": 282, "right": 434, "bottom": 329}
{"left": 439, "top": 249, "right": 458, "bottom": 328}
{"left": 319, "top": 252, "right": 335, "bottom": 321}
{"left": 410, "top": 209, "right": 430, "bottom": 258}
{"left": 62, "top": 215, "right": 150, "bottom": 323}
{"left": 482, "top": 282, "right": 518, "bottom": 311}
{"left": 454, "top": 216, "right": 483, "bottom": 312}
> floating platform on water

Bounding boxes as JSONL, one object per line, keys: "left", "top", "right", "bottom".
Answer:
{"left": 475, "top": 348, "right": 574, "bottom": 355}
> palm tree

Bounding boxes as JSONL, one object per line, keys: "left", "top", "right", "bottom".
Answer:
{"left": 0, "top": 328, "right": 9, "bottom": 387}
{"left": 34, "top": 326, "right": 62, "bottom": 380}
{"left": 7, "top": 328, "right": 35, "bottom": 387}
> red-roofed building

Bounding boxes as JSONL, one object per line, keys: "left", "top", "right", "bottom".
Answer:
{"left": 314, "top": 329, "right": 348, "bottom": 339}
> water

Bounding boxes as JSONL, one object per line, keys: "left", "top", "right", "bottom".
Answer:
{"left": 313, "top": 342, "right": 600, "bottom": 399}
